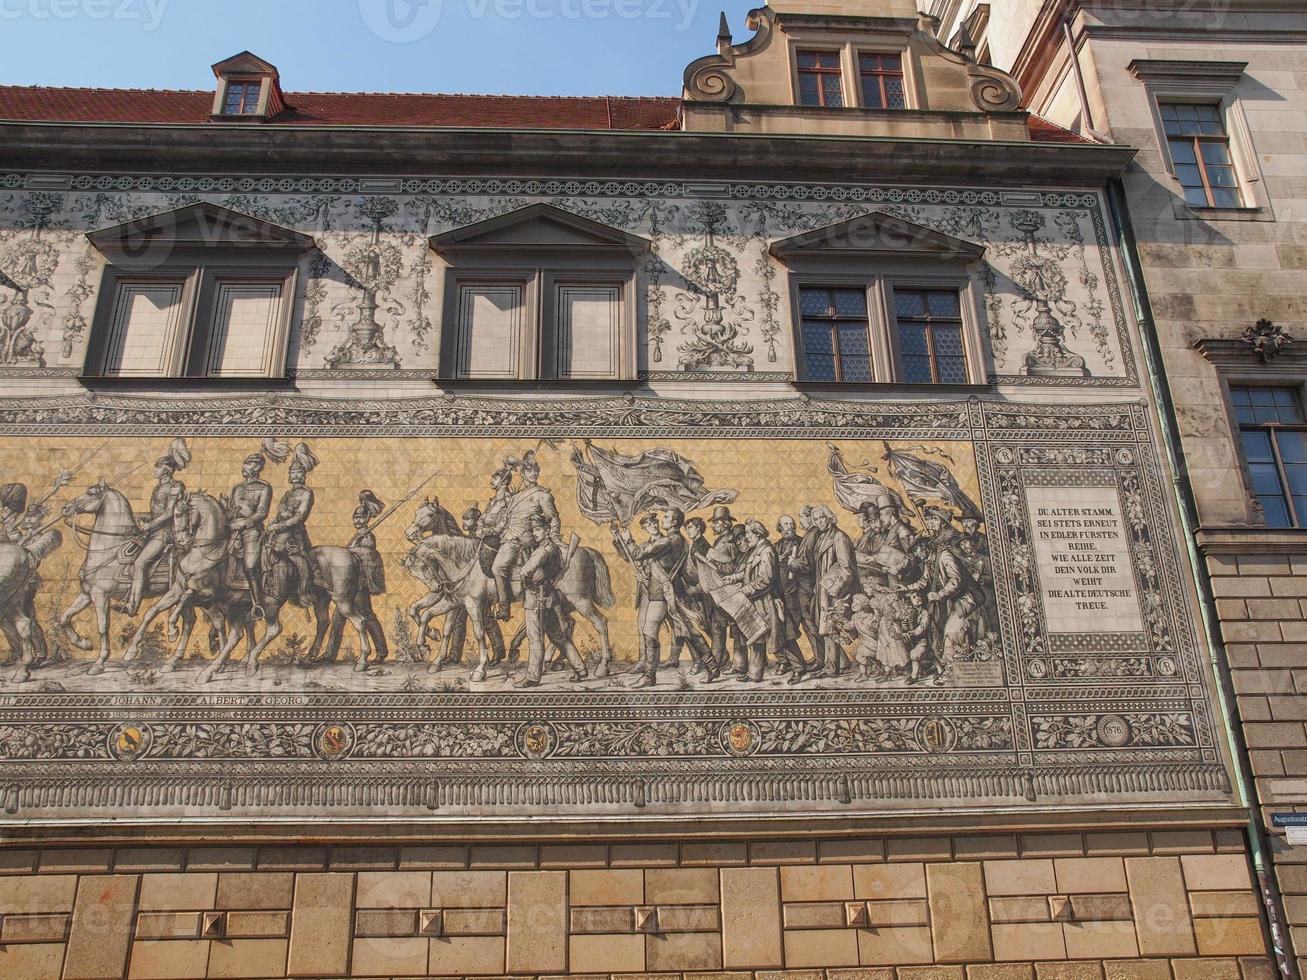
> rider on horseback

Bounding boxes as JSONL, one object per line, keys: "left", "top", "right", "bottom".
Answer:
{"left": 488, "top": 451, "right": 561, "bottom": 622}
{"left": 228, "top": 440, "right": 285, "bottom": 618}
{"left": 126, "top": 438, "right": 190, "bottom": 616}
{"left": 263, "top": 443, "right": 319, "bottom": 607}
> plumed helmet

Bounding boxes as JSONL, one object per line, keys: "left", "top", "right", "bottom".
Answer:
{"left": 353, "top": 489, "right": 384, "bottom": 522}
{"left": 289, "top": 443, "right": 319, "bottom": 475}
{"left": 156, "top": 437, "right": 191, "bottom": 472}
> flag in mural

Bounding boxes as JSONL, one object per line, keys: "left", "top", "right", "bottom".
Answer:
{"left": 827, "top": 443, "right": 907, "bottom": 515}
{"left": 881, "top": 441, "right": 982, "bottom": 521}
{"left": 568, "top": 441, "right": 737, "bottom": 526}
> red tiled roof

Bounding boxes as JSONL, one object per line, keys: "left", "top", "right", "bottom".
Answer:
{"left": 0, "top": 86, "right": 683, "bottom": 131}
{"left": 1027, "top": 114, "right": 1094, "bottom": 144}
{"left": 0, "top": 85, "right": 1091, "bottom": 145}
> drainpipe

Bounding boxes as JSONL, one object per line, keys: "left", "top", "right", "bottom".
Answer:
{"left": 1062, "top": 16, "right": 1110, "bottom": 143}
{"left": 1106, "top": 177, "right": 1298, "bottom": 980}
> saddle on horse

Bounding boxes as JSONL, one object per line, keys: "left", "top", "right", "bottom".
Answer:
{"left": 114, "top": 538, "right": 171, "bottom": 592}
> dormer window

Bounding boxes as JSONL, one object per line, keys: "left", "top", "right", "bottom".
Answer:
{"left": 210, "top": 51, "right": 285, "bottom": 122}
{"left": 797, "top": 51, "right": 845, "bottom": 107}
{"left": 859, "top": 53, "right": 906, "bottom": 110}
{"left": 222, "top": 80, "right": 262, "bottom": 116}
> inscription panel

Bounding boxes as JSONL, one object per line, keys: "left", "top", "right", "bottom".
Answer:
{"left": 1027, "top": 486, "right": 1144, "bottom": 634}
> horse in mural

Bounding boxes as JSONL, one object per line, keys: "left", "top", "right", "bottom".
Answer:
{"left": 403, "top": 499, "right": 615, "bottom": 680}
{"left": 142, "top": 491, "right": 384, "bottom": 682}
{"left": 58, "top": 483, "right": 380, "bottom": 681}
{"left": 56, "top": 480, "right": 185, "bottom": 674}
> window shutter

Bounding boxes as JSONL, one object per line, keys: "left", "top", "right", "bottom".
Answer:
{"left": 205, "top": 283, "right": 283, "bottom": 377}
{"left": 555, "top": 285, "right": 620, "bottom": 379}
{"left": 101, "top": 283, "right": 186, "bottom": 377}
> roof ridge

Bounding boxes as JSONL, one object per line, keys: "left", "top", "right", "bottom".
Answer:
{"left": 0, "top": 84, "right": 208, "bottom": 95}
{"left": 0, "top": 83, "right": 676, "bottom": 102}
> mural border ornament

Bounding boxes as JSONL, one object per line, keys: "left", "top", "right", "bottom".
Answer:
{"left": 0, "top": 394, "right": 1232, "bottom": 822}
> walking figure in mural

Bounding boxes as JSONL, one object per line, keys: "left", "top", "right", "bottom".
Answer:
{"left": 0, "top": 481, "right": 61, "bottom": 681}
{"left": 515, "top": 515, "right": 588, "bottom": 687}
{"left": 124, "top": 438, "right": 190, "bottom": 616}
{"left": 226, "top": 439, "right": 287, "bottom": 619}
{"left": 317, "top": 490, "right": 391, "bottom": 667}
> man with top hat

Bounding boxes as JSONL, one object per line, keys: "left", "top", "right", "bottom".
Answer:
{"left": 126, "top": 438, "right": 190, "bottom": 615}
{"left": 921, "top": 505, "right": 988, "bottom": 665}
{"left": 704, "top": 504, "right": 748, "bottom": 675}
{"left": 774, "top": 514, "right": 813, "bottom": 677}
{"left": 515, "top": 515, "right": 587, "bottom": 688}
{"left": 490, "top": 452, "right": 561, "bottom": 622}
{"left": 806, "top": 504, "right": 859, "bottom": 677}
{"left": 264, "top": 443, "right": 319, "bottom": 607}
{"left": 622, "top": 506, "right": 715, "bottom": 688}
{"left": 227, "top": 446, "right": 278, "bottom": 616}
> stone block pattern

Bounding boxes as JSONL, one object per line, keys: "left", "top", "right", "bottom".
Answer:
{"left": 0, "top": 831, "right": 1273, "bottom": 978}
{"left": 1206, "top": 551, "right": 1307, "bottom": 978}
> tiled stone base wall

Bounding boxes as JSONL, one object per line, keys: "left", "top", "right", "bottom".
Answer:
{"left": 1207, "top": 550, "right": 1307, "bottom": 977}
{"left": 0, "top": 830, "right": 1273, "bottom": 979}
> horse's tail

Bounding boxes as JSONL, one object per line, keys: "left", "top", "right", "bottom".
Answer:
{"left": 585, "top": 547, "right": 615, "bottom": 608}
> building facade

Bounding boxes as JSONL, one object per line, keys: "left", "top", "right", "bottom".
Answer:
{"left": 927, "top": 1, "right": 1307, "bottom": 976}
{"left": 0, "top": 3, "right": 1286, "bottom": 979}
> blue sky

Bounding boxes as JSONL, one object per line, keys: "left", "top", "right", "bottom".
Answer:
{"left": 0, "top": 0, "right": 763, "bottom": 97}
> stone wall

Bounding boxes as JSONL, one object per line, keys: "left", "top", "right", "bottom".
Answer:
{"left": 0, "top": 831, "right": 1274, "bottom": 980}
{"left": 1206, "top": 550, "right": 1307, "bottom": 975}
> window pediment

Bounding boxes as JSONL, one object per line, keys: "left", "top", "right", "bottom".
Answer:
{"left": 769, "top": 211, "right": 984, "bottom": 262}
{"left": 430, "top": 203, "right": 651, "bottom": 256}
{"left": 87, "top": 203, "right": 316, "bottom": 259}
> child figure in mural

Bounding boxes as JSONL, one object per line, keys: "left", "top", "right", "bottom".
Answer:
{"left": 900, "top": 589, "right": 938, "bottom": 685}
{"left": 846, "top": 593, "right": 883, "bottom": 681}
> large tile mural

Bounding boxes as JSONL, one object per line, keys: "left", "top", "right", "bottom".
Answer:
{"left": 0, "top": 394, "right": 1232, "bottom": 819}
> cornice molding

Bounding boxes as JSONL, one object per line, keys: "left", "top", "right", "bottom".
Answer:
{"left": 0, "top": 123, "right": 1136, "bottom": 186}
{"left": 1128, "top": 59, "right": 1248, "bottom": 86}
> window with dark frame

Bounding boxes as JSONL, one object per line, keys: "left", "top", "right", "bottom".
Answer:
{"left": 797, "top": 50, "right": 845, "bottom": 107}
{"left": 1160, "top": 102, "right": 1241, "bottom": 208}
{"left": 798, "top": 287, "right": 872, "bottom": 382}
{"left": 859, "top": 53, "right": 906, "bottom": 109}
{"left": 222, "top": 80, "right": 262, "bottom": 115}
{"left": 892, "top": 288, "right": 968, "bottom": 384}
{"left": 1231, "top": 386, "right": 1307, "bottom": 528}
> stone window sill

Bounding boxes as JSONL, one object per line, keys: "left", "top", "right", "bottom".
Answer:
{"left": 1196, "top": 525, "right": 1307, "bottom": 555}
